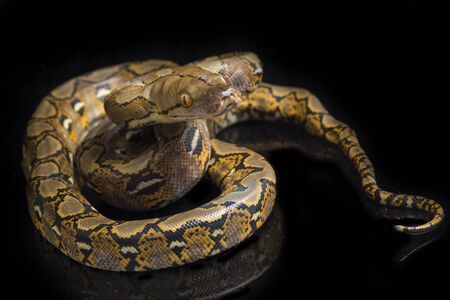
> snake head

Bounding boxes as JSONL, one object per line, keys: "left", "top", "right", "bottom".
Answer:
{"left": 104, "top": 65, "right": 243, "bottom": 128}
{"left": 162, "top": 68, "right": 242, "bottom": 120}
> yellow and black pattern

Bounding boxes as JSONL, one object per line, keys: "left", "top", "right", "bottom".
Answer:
{"left": 22, "top": 52, "right": 443, "bottom": 272}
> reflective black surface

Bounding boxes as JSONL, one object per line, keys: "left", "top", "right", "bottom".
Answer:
{"left": 3, "top": 2, "right": 449, "bottom": 298}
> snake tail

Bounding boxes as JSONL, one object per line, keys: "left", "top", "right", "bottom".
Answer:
{"left": 212, "top": 83, "right": 444, "bottom": 233}
{"left": 334, "top": 123, "right": 444, "bottom": 233}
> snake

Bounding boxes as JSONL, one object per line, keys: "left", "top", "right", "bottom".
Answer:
{"left": 33, "top": 202, "right": 283, "bottom": 299}
{"left": 22, "top": 52, "right": 444, "bottom": 272}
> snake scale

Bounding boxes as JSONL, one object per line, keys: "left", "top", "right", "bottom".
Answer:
{"left": 22, "top": 52, "right": 444, "bottom": 272}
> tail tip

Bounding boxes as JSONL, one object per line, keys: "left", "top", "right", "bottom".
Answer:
{"left": 393, "top": 215, "right": 444, "bottom": 235}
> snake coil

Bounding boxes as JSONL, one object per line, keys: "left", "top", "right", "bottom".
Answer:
{"left": 22, "top": 52, "right": 444, "bottom": 271}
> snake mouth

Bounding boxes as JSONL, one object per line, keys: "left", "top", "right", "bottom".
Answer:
{"left": 220, "top": 88, "right": 241, "bottom": 113}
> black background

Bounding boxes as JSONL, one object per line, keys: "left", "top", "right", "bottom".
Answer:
{"left": 2, "top": 1, "right": 449, "bottom": 298}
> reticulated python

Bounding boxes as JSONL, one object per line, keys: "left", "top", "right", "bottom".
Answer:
{"left": 22, "top": 52, "right": 444, "bottom": 272}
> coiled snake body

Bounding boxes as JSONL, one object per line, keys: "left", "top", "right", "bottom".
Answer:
{"left": 22, "top": 52, "right": 444, "bottom": 271}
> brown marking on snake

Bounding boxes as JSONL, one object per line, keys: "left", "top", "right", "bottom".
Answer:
{"left": 22, "top": 53, "right": 443, "bottom": 272}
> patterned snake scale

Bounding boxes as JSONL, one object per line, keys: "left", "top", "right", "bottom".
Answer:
{"left": 22, "top": 52, "right": 444, "bottom": 271}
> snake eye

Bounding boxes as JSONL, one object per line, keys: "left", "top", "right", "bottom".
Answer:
{"left": 180, "top": 93, "right": 193, "bottom": 108}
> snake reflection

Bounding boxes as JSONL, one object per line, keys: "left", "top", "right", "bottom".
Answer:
{"left": 33, "top": 202, "right": 283, "bottom": 300}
